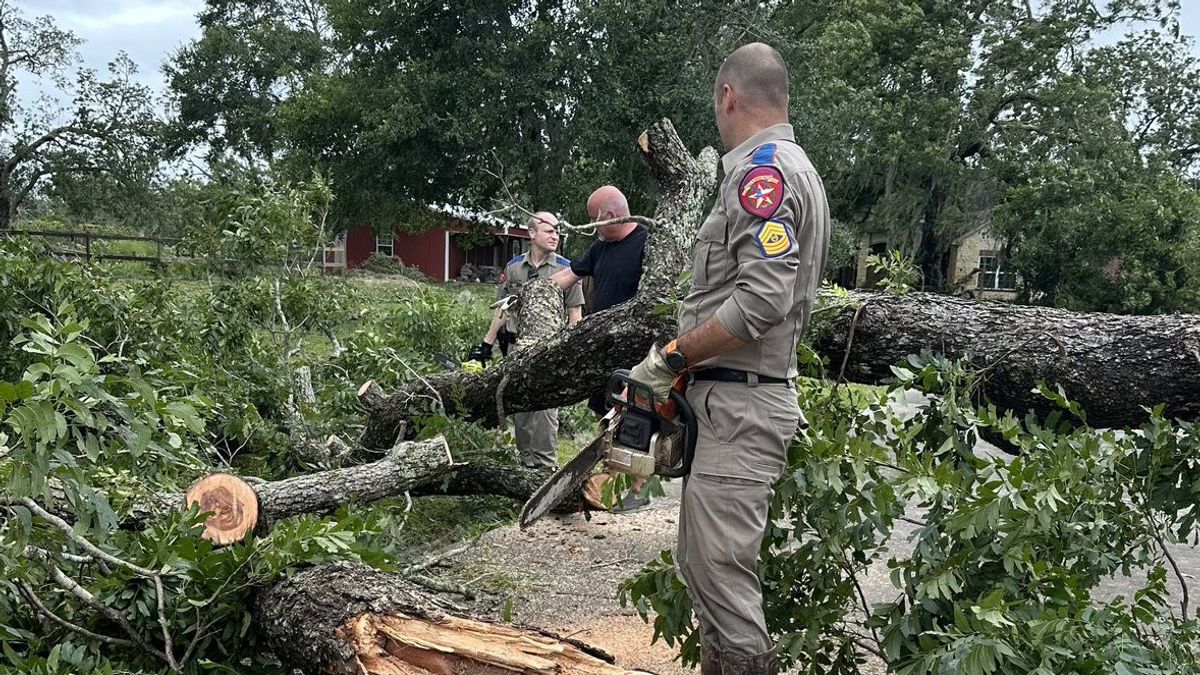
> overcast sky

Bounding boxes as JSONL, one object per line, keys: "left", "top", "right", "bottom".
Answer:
{"left": 31, "top": 0, "right": 203, "bottom": 92}
{"left": 23, "top": 1, "right": 1200, "bottom": 105}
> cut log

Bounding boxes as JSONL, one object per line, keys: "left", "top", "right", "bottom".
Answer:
{"left": 183, "top": 473, "right": 258, "bottom": 545}
{"left": 358, "top": 118, "right": 719, "bottom": 449}
{"left": 180, "top": 436, "right": 455, "bottom": 540}
{"left": 808, "top": 290, "right": 1200, "bottom": 429}
{"left": 255, "top": 436, "right": 454, "bottom": 529}
{"left": 257, "top": 561, "right": 654, "bottom": 675}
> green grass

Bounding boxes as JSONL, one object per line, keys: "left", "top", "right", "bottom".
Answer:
{"left": 382, "top": 495, "right": 520, "bottom": 557}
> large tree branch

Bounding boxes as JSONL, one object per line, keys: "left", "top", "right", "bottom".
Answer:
{"left": 257, "top": 561, "right": 653, "bottom": 674}
{"left": 809, "top": 290, "right": 1200, "bottom": 429}
{"left": 5, "top": 124, "right": 106, "bottom": 173}
{"left": 981, "top": 92, "right": 1042, "bottom": 133}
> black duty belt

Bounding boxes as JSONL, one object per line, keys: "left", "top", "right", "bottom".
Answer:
{"left": 691, "top": 367, "right": 790, "bottom": 385}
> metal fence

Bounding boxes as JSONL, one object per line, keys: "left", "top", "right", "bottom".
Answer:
{"left": 1, "top": 228, "right": 349, "bottom": 273}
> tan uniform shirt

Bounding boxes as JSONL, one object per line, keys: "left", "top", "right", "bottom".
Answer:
{"left": 499, "top": 251, "right": 585, "bottom": 334}
{"left": 678, "top": 124, "right": 830, "bottom": 378}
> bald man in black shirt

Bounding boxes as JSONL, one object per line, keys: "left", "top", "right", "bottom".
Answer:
{"left": 551, "top": 185, "right": 650, "bottom": 511}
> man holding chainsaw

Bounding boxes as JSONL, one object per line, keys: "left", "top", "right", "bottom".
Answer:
{"left": 628, "top": 43, "right": 830, "bottom": 674}
{"left": 467, "top": 212, "right": 584, "bottom": 471}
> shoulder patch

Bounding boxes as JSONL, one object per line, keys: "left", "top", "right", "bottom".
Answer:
{"left": 555, "top": 255, "right": 570, "bottom": 266}
{"left": 739, "top": 166, "right": 785, "bottom": 219}
{"left": 755, "top": 220, "right": 794, "bottom": 258}
{"left": 751, "top": 143, "right": 777, "bottom": 166}
{"left": 506, "top": 253, "right": 526, "bottom": 266}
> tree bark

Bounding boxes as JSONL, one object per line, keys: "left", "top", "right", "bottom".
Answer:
{"left": 411, "top": 457, "right": 587, "bottom": 513}
{"left": 358, "top": 118, "right": 719, "bottom": 449}
{"left": 360, "top": 286, "right": 1200, "bottom": 439}
{"left": 809, "top": 290, "right": 1200, "bottom": 429}
{"left": 254, "top": 437, "right": 454, "bottom": 529}
{"left": 358, "top": 118, "right": 1200, "bottom": 448}
{"left": 256, "top": 561, "right": 654, "bottom": 674}
{"left": 157, "top": 437, "right": 456, "bottom": 536}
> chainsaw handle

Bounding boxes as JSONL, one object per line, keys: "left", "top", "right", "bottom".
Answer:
{"left": 658, "top": 386, "right": 696, "bottom": 479}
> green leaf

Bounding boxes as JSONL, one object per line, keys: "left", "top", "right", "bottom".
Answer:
{"left": 166, "top": 400, "right": 205, "bottom": 434}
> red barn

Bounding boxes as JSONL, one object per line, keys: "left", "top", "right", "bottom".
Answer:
{"left": 341, "top": 205, "right": 533, "bottom": 281}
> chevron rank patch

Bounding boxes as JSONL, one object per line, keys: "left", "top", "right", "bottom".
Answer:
{"left": 755, "top": 220, "right": 793, "bottom": 258}
{"left": 738, "top": 166, "right": 784, "bottom": 219}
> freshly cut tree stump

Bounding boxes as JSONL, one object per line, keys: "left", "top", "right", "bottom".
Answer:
{"left": 258, "top": 561, "right": 654, "bottom": 674}
{"left": 183, "top": 473, "right": 259, "bottom": 545}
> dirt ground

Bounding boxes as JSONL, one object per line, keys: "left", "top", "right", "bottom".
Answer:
{"left": 441, "top": 479, "right": 886, "bottom": 674}
{"left": 454, "top": 484, "right": 690, "bottom": 673}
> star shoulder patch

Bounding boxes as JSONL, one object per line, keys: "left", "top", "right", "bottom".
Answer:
{"left": 755, "top": 220, "right": 794, "bottom": 258}
{"left": 738, "top": 166, "right": 785, "bottom": 219}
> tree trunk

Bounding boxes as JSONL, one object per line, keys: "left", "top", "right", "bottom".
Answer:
{"left": 164, "top": 437, "right": 456, "bottom": 538}
{"left": 256, "top": 561, "right": 654, "bottom": 675}
{"left": 254, "top": 437, "right": 455, "bottom": 528}
{"left": 358, "top": 119, "right": 719, "bottom": 449}
{"left": 359, "top": 294, "right": 675, "bottom": 447}
{"left": 411, "top": 457, "right": 588, "bottom": 513}
{"left": 358, "top": 118, "right": 1200, "bottom": 448}
{"left": 809, "top": 290, "right": 1200, "bottom": 429}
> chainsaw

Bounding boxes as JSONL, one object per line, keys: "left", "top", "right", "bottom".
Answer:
{"left": 518, "top": 369, "right": 696, "bottom": 528}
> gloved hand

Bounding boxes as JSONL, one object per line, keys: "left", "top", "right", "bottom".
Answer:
{"left": 629, "top": 344, "right": 677, "bottom": 404}
{"left": 467, "top": 341, "right": 494, "bottom": 363}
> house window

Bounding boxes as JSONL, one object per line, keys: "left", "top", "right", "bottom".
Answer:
{"left": 375, "top": 233, "right": 394, "bottom": 257}
{"left": 977, "top": 250, "right": 1016, "bottom": 290}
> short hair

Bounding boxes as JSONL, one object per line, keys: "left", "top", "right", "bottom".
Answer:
{"left": 715, "top": 42, "right": 789, "bottom": 111}
{"left": 528, "top": 211, "right": 558, "bottom": 232}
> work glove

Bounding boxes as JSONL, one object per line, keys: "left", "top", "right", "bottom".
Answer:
{"left": 628, "top": 344, "right": 676, "bottom": 404}
{"left": 467, "top": 341, "right": 494, "bottom": 364}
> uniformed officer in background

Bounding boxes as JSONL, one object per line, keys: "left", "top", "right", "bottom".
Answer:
{"left": 628, "top": 43, "right": 831, "bottom": 674}
{"left": 469, "top": 212, "right": 584, "bottom": 471}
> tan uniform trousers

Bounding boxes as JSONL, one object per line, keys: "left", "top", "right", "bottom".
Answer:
{"left": 513, "top": 409, "right": 559, "bottom": 472}
{"left": 676, "top": 378, "right": 801, "bottom": 657}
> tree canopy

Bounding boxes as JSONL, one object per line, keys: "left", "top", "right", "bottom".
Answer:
{"left": 0, "top": 0, "right": 159, "bottom": 229}
{"left": 162, "top": 0, "right": 1200, "bottom": 311}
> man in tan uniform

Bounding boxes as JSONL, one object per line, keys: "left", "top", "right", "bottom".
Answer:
{"left": 469, "top": 212, "right": 584, "bottom": 471}
{"left": 629, "top": 44, "right": 830, "bottom": 674}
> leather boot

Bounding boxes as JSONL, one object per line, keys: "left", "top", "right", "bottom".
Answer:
{"left": 699, "top": 641, "right": 722, "bottom": 675}
{"left": 720, "top": 647, "right": 777, "bottom": 675}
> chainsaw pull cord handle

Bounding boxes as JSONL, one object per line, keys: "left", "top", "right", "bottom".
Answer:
{"left": 657, "top": 377, "right": 696, "bottom": 478}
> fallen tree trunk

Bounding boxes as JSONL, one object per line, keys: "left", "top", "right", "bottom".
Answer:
{"left": 256, "top": 561, "right": 653, "bottom": 674}
{"left": 358, "top": 119, "right": 1199, "bottom": 443}
{"left": 358, "top": 294, "right": 674, "bottom": 447}
{"left": 809, "top": 290, "right": 1200, "bottom": 429}
{"left": 179, "top": 437, "right": 455, "bottom": 541}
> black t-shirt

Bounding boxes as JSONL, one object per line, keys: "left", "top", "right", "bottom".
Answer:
{"left": 570, "top": 225, "right": 648, "bottom": 314}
